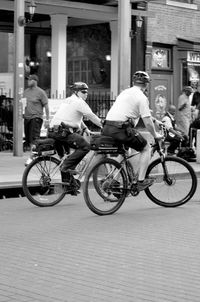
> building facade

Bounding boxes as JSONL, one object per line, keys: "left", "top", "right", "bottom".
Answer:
{"left": 1, "top": 0, "right": 200, "bottom": 114}
{"left": 146, "top": 0, "right": 200, "bottom": 118}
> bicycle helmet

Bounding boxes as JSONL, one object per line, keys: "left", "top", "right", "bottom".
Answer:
{"left": 132, "top": 71, "right": 151, "bottom": 84}
{"left": 70, "top": 82, "right": 89, "bottom": 92}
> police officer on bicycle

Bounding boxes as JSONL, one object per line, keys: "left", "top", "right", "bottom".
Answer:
{"left": 48, "top": 82, "right": 102, "bottom": 190}
{"left": 102, "top": 71, "right": 162, "bottom": 191}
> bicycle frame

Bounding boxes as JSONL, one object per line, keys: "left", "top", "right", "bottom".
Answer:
{"left": 33, "top": 149, "right": 106, "bottom": 183}
{"left": 106, "top": 136, "right": 167, "bottom": 189}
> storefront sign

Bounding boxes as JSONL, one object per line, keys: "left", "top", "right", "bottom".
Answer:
{"left": 187, "top": 51, "right": 200, "bottom": 63}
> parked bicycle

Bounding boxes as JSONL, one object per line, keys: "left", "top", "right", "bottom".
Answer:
{"left": 83, "top": 126, "right": 198, "bottom": 216}
{"left": 22, "top": 133, "right": 103, "bottom": 207}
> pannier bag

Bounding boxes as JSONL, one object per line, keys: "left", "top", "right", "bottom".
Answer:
{"left": 32, "top": 138, "right": 56, "bottom": 156}
{"left": 90, "top": 134, "right": 121, "bottom": 154}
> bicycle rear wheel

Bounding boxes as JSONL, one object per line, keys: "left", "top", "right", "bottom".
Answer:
{"left": 145, "top": 156, "right": 197, "bottom": 207}
{"left": 22, "top": 156, "right": 65, "bottom": 207}
{"left": 83, "top": 158, "right": 127, "bottom": 215}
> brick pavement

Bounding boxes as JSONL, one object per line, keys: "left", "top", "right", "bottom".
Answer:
{"left": 0, "top": 187, "right": 200, "bottom": 302}
{"left": 1, "top": 151, "right": 200, "bottom": 301}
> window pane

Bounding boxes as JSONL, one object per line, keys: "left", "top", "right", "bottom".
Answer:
{"left": 68, "top": 72, "right": 73, "bottom": 84}
{"left": 81, "top": 60, "right": 87, "bottom": 70}
{"left": 75, "top": 72, "right": 80, "bottom": 82}
{"left": 81, "top": 72, "right": 87, "bottom": 82}
{"left": 74, "top": 61, "right": 80, "bottom": 71}
{"left": 67, "top": 58, "right": 90, "bottom": 84}
{"left": 68, "top": 61, "right": 73, "bottom": 72}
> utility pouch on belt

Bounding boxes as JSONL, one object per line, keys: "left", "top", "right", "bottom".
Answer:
{"left": 49, "top": 123, "right": 72, "bottom": 137}
{"left": 126, "top": 125, "right": 138, "bottom": 137}
{"left": 124, "top": 119, "right": 135, "bottom": 137}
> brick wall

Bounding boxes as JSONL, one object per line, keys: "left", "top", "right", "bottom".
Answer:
{"left": 147, "top": 1, "right": 200, "bottom": 44}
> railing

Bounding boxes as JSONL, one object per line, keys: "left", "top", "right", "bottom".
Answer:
{"left": 0, "top": 93, "right": 114, "bottom": 151}
{"left": 0, "top": 95, "right": 13, "bottom": 151}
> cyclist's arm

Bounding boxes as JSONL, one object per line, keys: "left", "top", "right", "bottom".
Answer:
{"left": 79, "top": 100, "right": 102, "bottom": 128}
{"left": 81, "top": 121, "right": 88, "bottom": 131}
{"left": 142, "top": 116, "right": 161, "bottom": 139}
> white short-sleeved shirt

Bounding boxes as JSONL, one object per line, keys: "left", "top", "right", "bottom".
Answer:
{"left": 50, "top": 94, "right": 101, "bottom": 129}
{"left": 106, "top": 86, "right": 151, "bottom": 125}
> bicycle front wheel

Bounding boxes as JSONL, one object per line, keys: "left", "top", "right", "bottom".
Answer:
{"left": 22, "top": 156, "right": 65, "bottom": 207}
{"left": 145, "top": 156, "right": 197, "bottom": 207}
{"left": 83, "top": 158, "right": 128, "bottom": 216}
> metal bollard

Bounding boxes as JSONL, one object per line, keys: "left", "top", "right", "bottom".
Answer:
{"left": 196, "top": 129, "right": 200, "bottom": 163}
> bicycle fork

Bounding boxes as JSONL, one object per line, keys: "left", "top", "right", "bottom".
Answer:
{"left": 160, "top": 156, "right": 174, "bottom": 186}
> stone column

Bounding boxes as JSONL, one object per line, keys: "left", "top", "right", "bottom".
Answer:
{"left": 13, "top": 0, "right": 24, "bottom": 156}
{"left": 51, "top": 14, "right": 68, "bottom": 99}
{"left": 110, "top": 20, "right": 118, "bottom": 100}
{"left": 118, "top": 0, "right": 132, "bottom": 93}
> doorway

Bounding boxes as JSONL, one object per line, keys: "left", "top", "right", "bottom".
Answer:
{"left": 150, "top": 73, "right": 173, "bottom": 120}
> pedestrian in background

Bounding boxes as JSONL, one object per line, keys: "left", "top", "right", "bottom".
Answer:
{"left": 189, "top": 91, "right": 200, "bottom": 146}
{"left": 23, "top": 74, "right": 49, "bottom": 166}
{"left": 162, "top": 104, "right": 188, "bottom": 155}
{"left": 177, "top": 86, "right": 193, "bottom": 136}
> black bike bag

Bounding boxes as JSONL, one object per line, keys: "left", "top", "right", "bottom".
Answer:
{"left": 90, "top": 134, "right": 123, "bottom": 154}
{"left": 32, "top": 138, "right": 56, "bottom": 156}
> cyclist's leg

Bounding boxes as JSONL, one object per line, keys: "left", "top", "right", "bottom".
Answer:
{"left": 103, "top": 124, "right": 151, "bottom": 189}
{"left": 123, "top": 129, "right": 152, "bottom": 188}
{"left": 61, "top": 133, "right": 90, "bottom": 172}
{"left": 136, "top": 142, "right": 151, "bottom": 180}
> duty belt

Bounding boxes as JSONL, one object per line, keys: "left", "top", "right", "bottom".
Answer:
{"left": 48, "top": 124, "right": 76, "bottom": 134}
{"left": 104, "top": 120, "right": 130, "bottom": 128}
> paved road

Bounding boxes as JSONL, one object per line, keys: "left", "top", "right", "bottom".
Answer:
{"left": 0, "top": 183, "right": 200, "bottom": 302}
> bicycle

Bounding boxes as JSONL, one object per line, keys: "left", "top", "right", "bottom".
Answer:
{"left": 22, "top": 132, "right": 103, "bottom": 207}
{"left": 83, "top": 126, "right": 198, "bottom": 216}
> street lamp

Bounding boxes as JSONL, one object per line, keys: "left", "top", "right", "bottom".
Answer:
{"left": 18, "top": 0, "right": 36, "bottom": 26}
{"left": 129, "top": 15, "right": 143, "bottom": 38}
{"left": 136, "top": 15, "right": 143, "bottom": 28}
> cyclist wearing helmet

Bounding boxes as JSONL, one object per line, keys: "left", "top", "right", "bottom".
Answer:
{"left": 48, "top": 82, "right": 102, "bottom": 192}
{"left": 102, "top": 71, "right": 162, "bottom": 191}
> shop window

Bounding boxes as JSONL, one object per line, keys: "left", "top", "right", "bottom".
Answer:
{"left": 182, "top": 52, "right": 200, "bottom": 90}
{"left": 67, "top": 58, "right": 92, "bottom": 85}
{"left": 152, "top": 47, "right": 172, "bottom": 70}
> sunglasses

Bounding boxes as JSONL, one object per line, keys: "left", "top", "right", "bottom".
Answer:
{"left": 80, "top": 90, "right": 88, "bottom": 94}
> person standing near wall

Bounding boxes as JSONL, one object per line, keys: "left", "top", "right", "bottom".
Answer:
{"left": 23, "top": 74, "right": 49, "bottom": 165}
{"left": 177, "top": 86, "right": 193, "bottom": 136}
